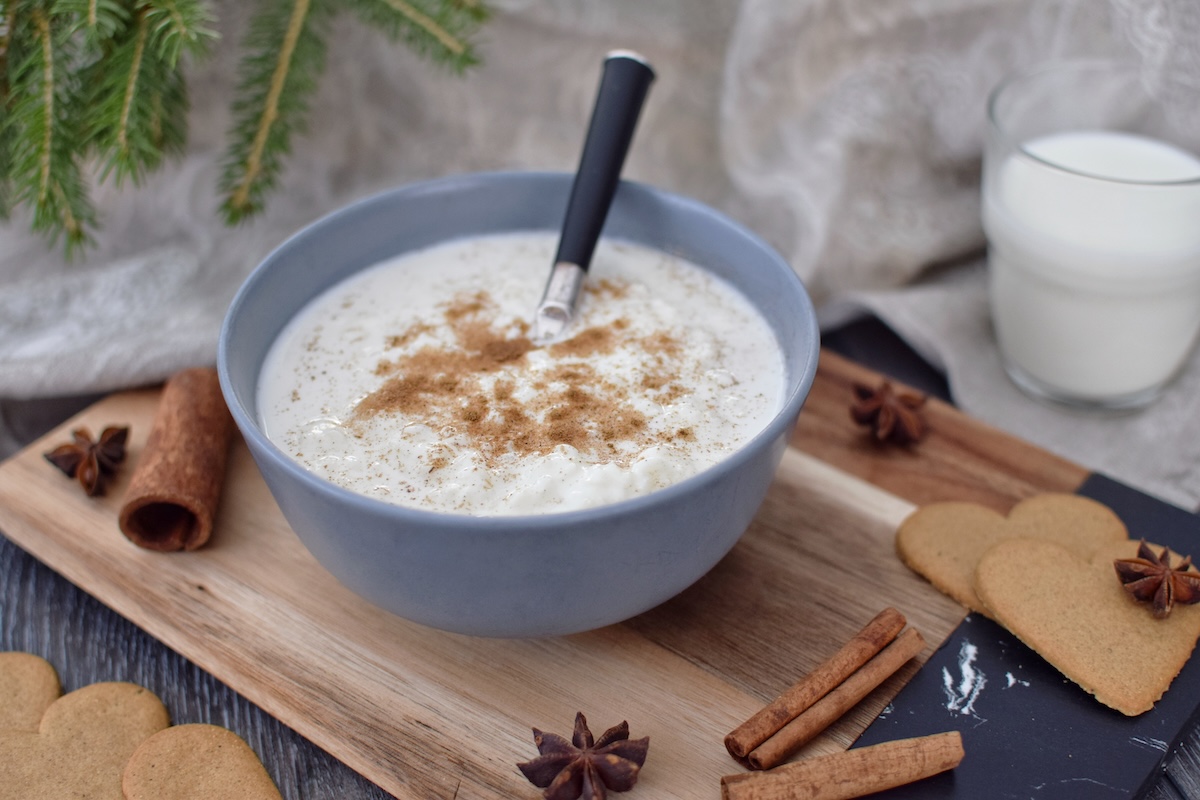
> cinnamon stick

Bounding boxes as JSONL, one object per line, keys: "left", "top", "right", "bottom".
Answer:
{"left": 725, "top": 607, "right": 906, "bottom": 760}
{"left": 747, "top": 627, "right": 926, "bottom": 770}
{"left": 118, "top": 367, "right": 235, "bottom": 551}
{"left": 720, "top": 732, "right": 964, "bottom": 800}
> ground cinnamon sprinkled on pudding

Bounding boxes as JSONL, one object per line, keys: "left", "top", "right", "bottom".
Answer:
{"left": 354, "top": 289, "right": 701, "bottom": 466}
{"left": 256, "top": 233, "right": 785, "bottom": 515}
{"left": 549, "top": 325, "right": 617, "bottom": 359}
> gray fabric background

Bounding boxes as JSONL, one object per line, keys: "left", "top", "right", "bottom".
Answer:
{"left": 3, "top": 0, "right": 1199, "bottom": 508}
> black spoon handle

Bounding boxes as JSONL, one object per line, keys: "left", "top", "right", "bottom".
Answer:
{"left": 554, "top": 51, "right": 656, "bottom": 270}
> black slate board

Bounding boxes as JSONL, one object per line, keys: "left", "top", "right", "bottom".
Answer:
{"left": 853, "top": 473, "right": 1200, "bottom": 799}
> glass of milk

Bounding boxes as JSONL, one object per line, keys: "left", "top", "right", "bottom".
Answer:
{"left": 983, "top": 60, "right": 1200, "bottom": 409}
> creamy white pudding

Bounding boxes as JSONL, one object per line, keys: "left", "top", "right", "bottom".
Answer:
{"left": 257, "top": 232, "right": 785, "bottom": 515}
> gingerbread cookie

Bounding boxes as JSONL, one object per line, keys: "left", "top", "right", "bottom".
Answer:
{"left": 0, "top": 652, "right": 61, "bottom": 731}
{"left": 0, "top": 653, "right": 282, "bottom": 798}
{"left": 895, "top": 493, "right": 1128, "bottom": 614}
{"left": 123, "top": 723, "right": 282, "bottom": 800}
{"left": 0, "top": 681, "right": 170, "bottom": 798}
{"left": 976, "top": 538, "right": 1200, "bottom": 716}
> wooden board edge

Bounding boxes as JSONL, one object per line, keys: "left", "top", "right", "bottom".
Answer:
{"left": 791, "top": 349, "right": 1090, "bottom": 511}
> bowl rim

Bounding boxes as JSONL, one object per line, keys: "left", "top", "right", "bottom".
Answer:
{"left": 218, "top": 170, "right": 820, "bottom": 531}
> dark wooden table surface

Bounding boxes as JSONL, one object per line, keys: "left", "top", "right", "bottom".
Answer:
{"left": 2, "top": 325, "right": 1199, "bottom": 799}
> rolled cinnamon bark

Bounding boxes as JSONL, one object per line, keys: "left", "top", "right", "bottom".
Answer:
{"left": 726, "top": 608, "right": 906, "bottom": 760}
{"left": 746, "top": 627, "right": 927, "bottom": 770}
{"left": 119, "top": 367, "right": 235, "bottom": 551}
{"left": 720, "top": 732, "right": 964, "bottom": 800}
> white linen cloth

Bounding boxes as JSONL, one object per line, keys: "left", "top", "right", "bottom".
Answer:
{"left": 2, "top": 0, "right": 1199, "bottom": 508}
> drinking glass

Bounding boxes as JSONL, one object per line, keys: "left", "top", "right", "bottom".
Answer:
{"left": 983, "top": 60, "right": 1200, "bottom": 409}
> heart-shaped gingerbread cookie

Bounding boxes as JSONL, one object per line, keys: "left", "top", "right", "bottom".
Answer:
{"left": 0, "top": 681, "right": 170, "bottom": 798}
{"left": 976, "top": 538, "right": 1200, "bottom": 716}
{"left": 0, "top": 653, "right": 61, "bottom": 732}
{"left": 896, "top": 493, "right": 1128, "bottom": 614}
{"left": 123, "top": 723, "right": 282, "bottom": 800}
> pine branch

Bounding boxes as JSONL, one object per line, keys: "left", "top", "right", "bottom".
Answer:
{"left": 55, "top": 0, "right": 129, "bottom": 44}
{"left": 344, "top": 0, "right": 487, "bottom": 71}
{"left": 219, "top": 0, "right": 329, "bottom": 223}
{"left": 145, "top": 50, "right": 186, "bottom": 155}
{"left": 86, "top": 6, "right": 150, "bottom": 183}
{"left": 0, "top": 0, "right": 17, "bottom": 218}
{"left": 218, "top": 0, "right": 487, "bottom": 222}
{"left": 85, "top": 3, "right": 192, "bottom": 184}
{"left": 0, "top": 0, "right": 491, "bottom": 252}
{"left": 143, "top": 0, "right": 215, "bottom": 67}
{"left": 6, "top": 4, "right": 94, "bottom": 252}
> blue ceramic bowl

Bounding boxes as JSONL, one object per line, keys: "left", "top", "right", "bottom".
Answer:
{"left": 218, "top": 172, "right": 819, "bottom": 637}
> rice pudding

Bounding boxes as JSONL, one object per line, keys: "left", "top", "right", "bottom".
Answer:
{"left": 257, "top": 232, "right": 785, "bottom": 515}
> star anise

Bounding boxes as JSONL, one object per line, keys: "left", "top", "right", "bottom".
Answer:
{"left": 1114, "top": 540, "right": 1200, "bottom": 618}
{"left": 517, "top": 712, "right": 650, "bottom": 800}
{"left": 850, "top": 381, "right": 927, "bottom": 444}
{"left": 43, "top": 425, "right": 129, "bottom": 496}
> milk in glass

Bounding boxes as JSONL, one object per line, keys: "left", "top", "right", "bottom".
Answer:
{"left": 984, "top": 130, "right": 1200, "bottom": 405}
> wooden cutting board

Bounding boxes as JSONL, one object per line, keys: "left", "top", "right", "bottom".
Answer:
{"left": 0, "top": 351, "right": 1086, "bottom": 799}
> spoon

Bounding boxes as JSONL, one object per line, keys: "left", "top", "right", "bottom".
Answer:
{"left": 533, "top": 50, "right": 656, "bottom": 343}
